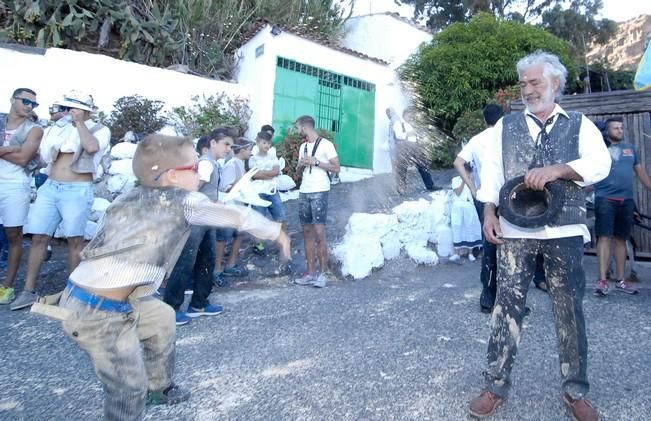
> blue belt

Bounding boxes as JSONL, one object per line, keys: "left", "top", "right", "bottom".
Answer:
{"left": 66, "top": 281, "right": 132, "bottom": 313}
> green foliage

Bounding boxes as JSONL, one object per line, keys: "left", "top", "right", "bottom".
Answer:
{"left": 171, "top": 94, "right": 252, "bottom": 139}
{"left": 106, "top": 95, "right": 168, "bottom": 144}
{"left": 6, "top": 1, "right": 182, "bottom": 66}
{"left": 541, "top": 2, "right": 617, "bottom": 57}
{"left": 584, "top": 62, "right": 636, "bottom": 92}
{"left": 275, "top": 129, "right": 336, "bottom": 184}
{"left": 4, "top": 0, "right": 349, "bottom": 78}
{"left": 400, "top": 0, "right": 572, "bottom": 31}
{"left": 401, "top": 13, "right": 576, "bottom": 131}
{"left": 452, "top": 109, "right": 485, "bottom": 143}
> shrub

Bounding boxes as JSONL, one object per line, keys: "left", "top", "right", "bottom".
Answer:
{"left": 275, "top": 128, "right": 336, "bottom": 185}
{"left": 106, "top": 95, "right": 167, "bottom": 144}
{"left": 452, "top": 109, "right": 485, "bottom": 143}
{"left": 170, "top": 93, "right": 251, "bottom": 138}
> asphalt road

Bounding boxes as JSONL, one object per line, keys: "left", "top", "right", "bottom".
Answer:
{"left": 1, "top": 171, "right": 650, "bottom": 420}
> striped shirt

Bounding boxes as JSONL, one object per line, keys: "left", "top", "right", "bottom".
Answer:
{"left": 69, "top": 191, "right": 281, "bottom": 298}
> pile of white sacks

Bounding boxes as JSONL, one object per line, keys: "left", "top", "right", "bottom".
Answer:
{"left": 333, "top": 190, "right": 456, "bottom": 280}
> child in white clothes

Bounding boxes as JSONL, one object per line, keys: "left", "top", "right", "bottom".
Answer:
{"left": 449, "top": 165, "right": 482, "bottom": 262}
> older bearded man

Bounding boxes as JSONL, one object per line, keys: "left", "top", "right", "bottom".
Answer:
{"left": 468, "top": 51, "right": 611, "bottom": 421}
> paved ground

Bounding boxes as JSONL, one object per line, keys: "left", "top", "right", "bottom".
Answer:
{"left": 1, "top": 170, "right": 650, "bottom": 420}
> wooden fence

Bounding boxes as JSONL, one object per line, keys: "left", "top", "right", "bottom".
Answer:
{"left": 511, "top": 90, "right": 651, "bottom": 257}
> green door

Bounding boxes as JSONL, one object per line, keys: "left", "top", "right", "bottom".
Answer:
{"left": 272, "top": 57, "right": 375, "bottom": 169}
{"left": 338, "top": 82, "right": 375, "bottom": 168}
{"left": 272, "top": 64, "right": 319, "bottom": 141}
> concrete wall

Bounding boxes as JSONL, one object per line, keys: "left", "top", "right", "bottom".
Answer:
{"left": 0, "top": 46, "right": 248, "bottom": 120}
{"left": 235, "top": 25, "right": 406, "bottom": 174}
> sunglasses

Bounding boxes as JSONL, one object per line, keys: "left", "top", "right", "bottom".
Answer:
{"left": 154, "top": 161, "right": 199, "bottom": 181}
{"left": 14, "top": 97, "right": 39, "bottom": 109}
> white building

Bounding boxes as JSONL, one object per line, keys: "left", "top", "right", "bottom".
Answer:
{"left": 235, "top": 16, "right": 432, "bottom": 175}
{"left": 343, "top": 12, "right": 432, "bottom": 69}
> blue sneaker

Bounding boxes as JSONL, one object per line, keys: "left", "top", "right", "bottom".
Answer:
{"left": 175, "top": 311, "right": 191, "bottom": 326}
{"left": 186, "top": 304, "right": 224, "bottom": 318}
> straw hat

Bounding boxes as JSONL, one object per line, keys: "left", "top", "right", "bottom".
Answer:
{"left": 53, "top": 90, "right": 96, "bottom": 112}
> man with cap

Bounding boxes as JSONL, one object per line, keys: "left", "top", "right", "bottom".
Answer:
{"left": 469, "top": 51, "right": 610, "bottom": 420}
{"left": 0, "top": 88, "right": 44, "bottom": 305}
{"left": 11, "top": 90, "right": 110, "bottom": 310}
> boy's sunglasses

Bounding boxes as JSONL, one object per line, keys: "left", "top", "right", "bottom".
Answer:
{"left": 154, "top": 162, "right": 199, "bottom": 181}
{"left": 14, "top": 97, "right": 39, "bottom": 109}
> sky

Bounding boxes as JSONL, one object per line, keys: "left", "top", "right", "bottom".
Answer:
{"left": 345, "top": 0, "right": 650, "bottom": 23}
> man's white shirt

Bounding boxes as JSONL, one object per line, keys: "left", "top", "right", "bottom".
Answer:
{"left": 476, "top": 104, "right": 611, "bottom": 242}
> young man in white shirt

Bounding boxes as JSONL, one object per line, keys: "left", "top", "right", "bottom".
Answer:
{"left": 0, "top": 88, "right": 43, "bottom": 305}
{"left": 469, "top": 51, "right": 610, "bottom": 421}
{"left": 293, "top": 116, "right": 340, "bottom": 288}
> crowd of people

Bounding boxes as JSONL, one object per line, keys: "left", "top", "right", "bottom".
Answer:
{"left": 1, "top": 49, "right": 645, "bottom": 421}
{"left": 1, "top": 86, "right": 344, "bottom": 419}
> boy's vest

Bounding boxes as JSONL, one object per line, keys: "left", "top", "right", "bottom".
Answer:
{"left": 198, "top": 155, "right": 220, "bottom": 201}
{"left": 501, "top": 111, "right": 586, "bottom": 227}
{"left": 80, "top": 186, "right": 192, "bottom": 278}
{"left": 0, "top": 113, "right": 40, "bottom": 173}
{"left": 69, "top": 122, "right": 106, "bottom": 174}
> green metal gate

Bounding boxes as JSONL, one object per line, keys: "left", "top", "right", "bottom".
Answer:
{"left": 272, "top": 57, "right": 375, "bottom": 169}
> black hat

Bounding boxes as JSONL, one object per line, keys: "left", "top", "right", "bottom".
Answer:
{"left": 498, "top": 176, "right": 564, "bottom": 228}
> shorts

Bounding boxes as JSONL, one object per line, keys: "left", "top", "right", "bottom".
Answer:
{"left": 26, "top": 179, "right": 93, "bottom": 237}
{"left": 298, "top": 191, "right": 329, "bottom": 225}
{"left": 0, "top": 182, "right": 31, "bottom": 227}
{"left": 594, "top": 197, "right": 634, "bottom": 239}
{"left": 215, "top": 227, "right": 238, "bottom": 242}
{"left": 253, "top": 192, "right": 287, "bottom": 222}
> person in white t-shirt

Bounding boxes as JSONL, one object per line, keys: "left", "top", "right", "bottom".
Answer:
{"left": 292, "top": 116, "right": 340, "bottom": 288}
{"left": 215, "top": 137, "right": 255, "bottom": 279}
{"left": 0, "top": 88, "right": 44, "bottom": 305}
{"left": 453, "top": 104, "right": 503, "bottom": 312}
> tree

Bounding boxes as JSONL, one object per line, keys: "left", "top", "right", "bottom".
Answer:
{"left": 399, "top": 0, "right": 611, "bottom": 33}
{"left": 4, "top": 0, "right": 350, "bottom": 79}
{"left": 541, "top": 1, "right": 617, "bottom": 57}
{"left": 400, "top": 13, "right": 576, "bottom": 132}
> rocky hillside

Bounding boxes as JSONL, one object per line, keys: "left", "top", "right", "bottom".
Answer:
{"left": 587, "top": 14, "right": 651, "bottom": 71}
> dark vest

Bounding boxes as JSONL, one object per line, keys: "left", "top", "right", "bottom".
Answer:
{"left": 501, "top": 111, "right": 586, "bottom": 227}
{"left": 198, "top": 155, "right": 220, "bottom": 201}
{"left": 80, "top": 186, "right": 191, "bottom": 277}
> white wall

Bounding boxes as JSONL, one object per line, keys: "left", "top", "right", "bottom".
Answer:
{"left": 343, "top": 14, "right": 432, "bottom": 69}
{"left": 0, "top": 47, "right": 248, "bottom": 119}
{"left": 235, "top": 25, "right": 406, "bottom": 174}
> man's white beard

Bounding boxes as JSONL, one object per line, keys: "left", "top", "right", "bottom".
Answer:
{"left": 523, "top": 86, "right": 555, "bottom": 114}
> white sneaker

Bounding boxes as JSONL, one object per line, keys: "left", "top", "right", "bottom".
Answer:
{"left": 10, "top": 290, "right": 37, "bottom": 311}
{"left": 449, "top": 254, "right": 461, "bottom": 263}
{"left": 313, "top": 272, "right": 329, "bottom": 288}
{"left": 468, "top": 254, "right": 476, "bottom": 262}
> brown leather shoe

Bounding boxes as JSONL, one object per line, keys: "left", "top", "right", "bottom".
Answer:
{"left": 469, "top": 390, "right": 504, "bottom": 418}
{"left": 563, "top": 394, "right": 599, "bottom": 421}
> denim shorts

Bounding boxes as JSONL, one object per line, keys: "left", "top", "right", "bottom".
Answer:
{"left": 594, "top": 197, "right": 634, "bottom": 239}
{"left": 0, "top": 182, "right": 31, "bottom": 227}
{"left": 26, "top": 179, "right": 93, "bottom": 237}
{"left": 253, "top": 192, "right": 287, "bottom": 222}
{"left": 298, "top": 191, "right": 329, "bottom": 225}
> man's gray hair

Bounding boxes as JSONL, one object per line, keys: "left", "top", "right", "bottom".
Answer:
{"left": 516, "top": 51, "right": 568, "bottom": 99}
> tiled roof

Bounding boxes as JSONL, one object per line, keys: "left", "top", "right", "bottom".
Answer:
{"left": 239, "top": 19, "right": 389, "bottom": 66}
